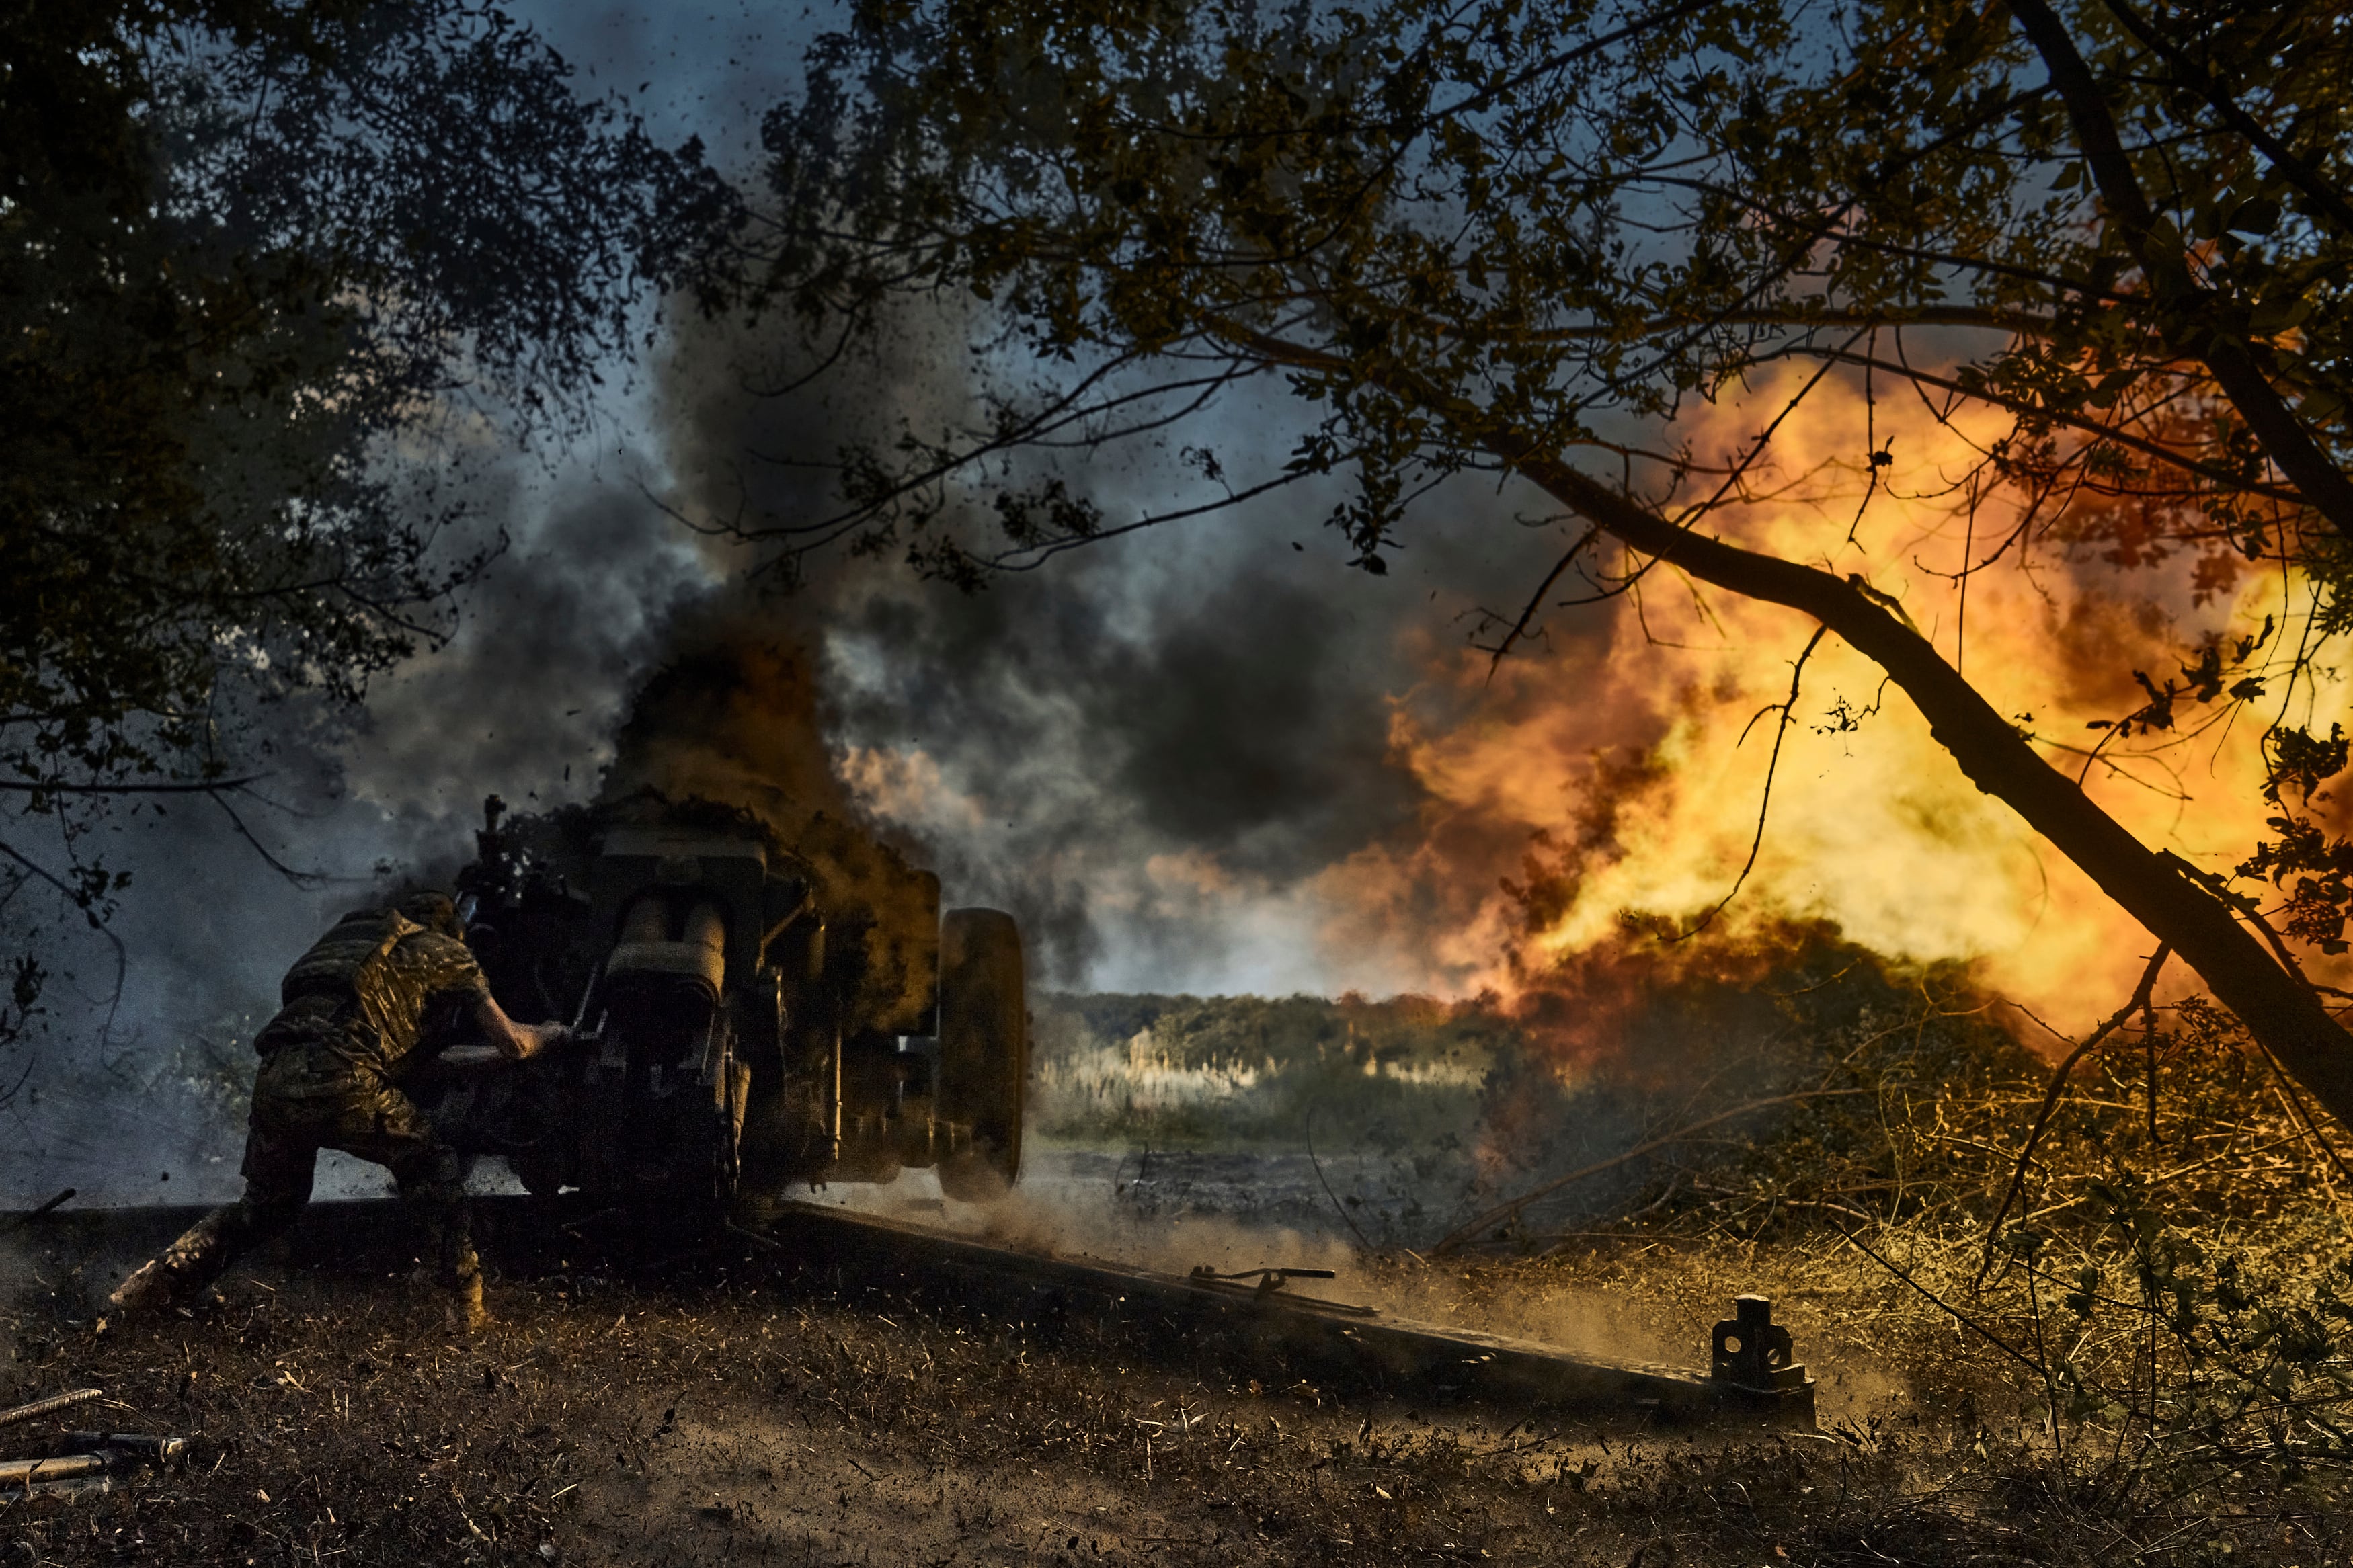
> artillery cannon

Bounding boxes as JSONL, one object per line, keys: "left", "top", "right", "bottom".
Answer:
{"left": 427, "top": 796, "right": 1027, "bottom": 1209}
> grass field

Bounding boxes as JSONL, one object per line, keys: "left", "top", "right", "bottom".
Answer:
{"left": 7, "top": 948, "right": 2353, "bottom": 1563}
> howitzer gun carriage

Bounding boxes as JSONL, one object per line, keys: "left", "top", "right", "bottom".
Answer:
{"left": 426, "top": 796, "right": 1027, "bottom": 1210}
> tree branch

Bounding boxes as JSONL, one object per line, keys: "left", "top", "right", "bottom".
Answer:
{"left": 1673, "top": 626, "right": 1828, "bottom": 942}
{"left": 1976, "top": 941, "right": 2171, "bottom": 1284}
{"left": 1431, "top": 1088, "right": 1874, "bottom": 1255}
{"left": 205, "top": 792, "right": 328, "bottom": 889}
{"left": 2097, "top": 0, "right": 2353, "bottom": 239}
{"left": 0, "top": 776, "right": 262, "bottom": 796}
{"left": 2002, "top": 0, "right": 2353, "bottom": 540}
{"left": 1788, "top": 345, "right": 2309, "bottom": 508}
{"left": 1476, "top": 523, "right": 1602, "bottom": 676}
{"left": 0, "top": 841, "right": 128, "bottom": 1044}
{"left": 1506, "top": 304, "right": 2061, "bottom": 341}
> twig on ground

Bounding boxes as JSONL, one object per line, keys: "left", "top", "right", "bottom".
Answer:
{"left": 1304, "top": 1108, "right": 1375, "bottom": 1253}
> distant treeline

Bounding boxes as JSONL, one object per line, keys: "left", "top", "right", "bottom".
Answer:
{"left": 1025, "top": 939, "right": 2036, "bottom": 1200}
{"left": 1029, "top": 991, "right": 1517, "bottom": 1149}
{"left": 1035, "top": 991, "right": 1521, "bottom": 1072}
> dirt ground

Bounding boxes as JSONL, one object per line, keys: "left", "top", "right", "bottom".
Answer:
{"left": 0, "top": 1200, "right": 2341, "bottom": 1566}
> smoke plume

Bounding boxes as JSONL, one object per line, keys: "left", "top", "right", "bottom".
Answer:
{"left": 597, "top": 622, "right": 938, "bottom": 1029}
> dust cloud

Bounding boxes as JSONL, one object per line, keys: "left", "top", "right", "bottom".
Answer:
{"left": 812, "top": 1167, "right": 1696, "bottom": 1374}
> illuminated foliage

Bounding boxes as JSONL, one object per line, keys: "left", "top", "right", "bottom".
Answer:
{"left": 727, "top": 0, "right": 2348, "bottom": 583}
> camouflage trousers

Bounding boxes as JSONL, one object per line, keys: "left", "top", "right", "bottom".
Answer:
{"left": 137, "top": 1044, "right": 478, "bottom": 1305}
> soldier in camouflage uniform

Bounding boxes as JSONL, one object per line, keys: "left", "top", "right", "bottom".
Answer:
{"left": 108, "top": 891, "right": 564, "bottom": 1329}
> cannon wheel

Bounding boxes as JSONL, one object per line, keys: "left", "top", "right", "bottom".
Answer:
{"left": 936, "top": 908, "right": 1027, "bottom": 1202}
{"left": 511, "top": 1147, "right": 567, "bottom": 1202}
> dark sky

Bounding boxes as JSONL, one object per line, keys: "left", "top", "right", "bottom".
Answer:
{"left": 516, "top": 1, "right": 820, "bottom": 173}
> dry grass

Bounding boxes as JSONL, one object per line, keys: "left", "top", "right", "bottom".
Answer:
{"left": 1422, "top": 971, "right": 2353, "bottom": 1565}
{"left": 0, "top": 1183, "right": 2344, "bottom": 1566}
{"left": 8, "top": 957, "right": 2353, "bottom": 1565}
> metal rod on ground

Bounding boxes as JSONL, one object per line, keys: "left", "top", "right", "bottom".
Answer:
{"left": 1, "top": 1189, "right": 74, "bottom": 1230}
{"left": 0, "top": 1389, "right": 103, "bottom": 1430}
{"left": 64, "top": 1434, "right": 186, "bottom": 1462}
{"left": 744, "top": 1201, "right": 1817, "bottom": 1426}
{"left": 0, "top": 1454, "right": 112, "bottom": 1484}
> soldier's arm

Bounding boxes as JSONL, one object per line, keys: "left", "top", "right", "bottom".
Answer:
{"left": 413, "top": 932, "right": 563, "bottom": 1061}
{"left": 469, "top": 995, "right": 567, "bottom": 1061}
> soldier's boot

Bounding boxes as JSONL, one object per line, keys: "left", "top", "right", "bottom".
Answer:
{"left": 421, "top": 1185, "right": 486, "bottom": 1333}
{"left": 106, "top": 1257, "right": 181, "bottom": 1318}
{"left": 108, "top": 1205, "right": 240, "bottom": 1318}
{"left": 444, "top": 1269, "right": 489, "bottom": 1334}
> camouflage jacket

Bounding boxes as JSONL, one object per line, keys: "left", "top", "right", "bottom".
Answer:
{"left": 253, "top": 908, "right": 491, "bottom": 1083}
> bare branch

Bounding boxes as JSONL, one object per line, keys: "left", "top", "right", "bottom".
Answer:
{"left": 0, "top": 776, "right": 262, "bottom": 797}
{"left": 1977, "top": 942, "right": 2173, "bottom": 1282}
{"left": 1673, "top": 625, "right": 1829, "bottom": 943}
{"left": 1431, "top": 1087, "right": 1876, "bottom": 1255}
{"left": 2003, "top": 0, "right": 2353, "bottom": 538}
{"left": 1475, "top": 523, "right": 1603, "bottom": 677}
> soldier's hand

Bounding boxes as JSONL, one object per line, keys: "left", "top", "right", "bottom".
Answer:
{"left": 514, "top": 1020, "right": 571, "bottom": 1060}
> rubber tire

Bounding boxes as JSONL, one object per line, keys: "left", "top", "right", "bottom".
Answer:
{"left": 510, "top": 1150, "right": 567, "bottom": 1202}
{"left": 936, "top": 907, "right": 1027, "bottom": 1202}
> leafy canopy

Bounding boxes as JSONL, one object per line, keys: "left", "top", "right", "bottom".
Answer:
{"left": 0, "top": 1, "right": 728, "bottom": 1071}
{"left": 743, "top": 0, "right": 2350, "bottom": 556}
{"left": 1, "top": 0, "right": 725, "bottom": 915}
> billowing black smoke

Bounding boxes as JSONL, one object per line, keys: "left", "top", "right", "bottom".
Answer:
{"left": 648, "top": 292, "right": 1583, "bottom": 993}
